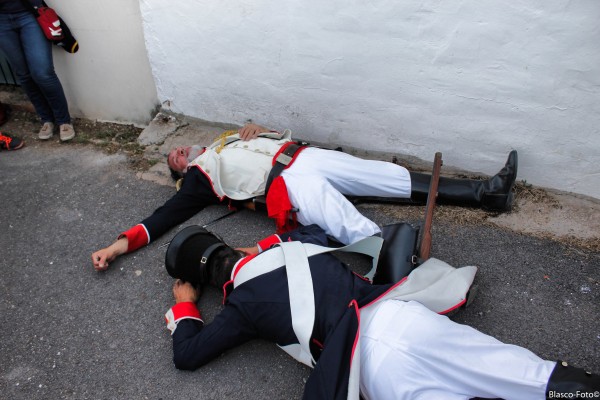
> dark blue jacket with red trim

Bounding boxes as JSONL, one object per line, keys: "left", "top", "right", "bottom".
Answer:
{"left": 170, "top": 224, "right": 393, "bottom": 399}
{"left": 141, "top": 168, "right": 224, "bottom": 243}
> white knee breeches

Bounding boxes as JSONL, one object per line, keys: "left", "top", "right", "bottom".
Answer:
{"left": 282, "top": 147, "right": 411, "bottom": 244}
{"left": 359, "top": 300, "right": 555, "bottom": 400}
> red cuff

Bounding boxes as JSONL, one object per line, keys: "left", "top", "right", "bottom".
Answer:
{"left": 171, "top": 301, "right": 201, "bottom": 320}
{"left": 119, "top": 224, "right": 150, "bottom": 253}
{"left": 165, "top": 302, "right": 203, "bottom": 334}
{"left": 257, "top": 234, "right": 282, "bottom": 252}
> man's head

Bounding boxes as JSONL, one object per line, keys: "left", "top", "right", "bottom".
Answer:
{"left": 167, "top": 145, "right": 206, "bottom": 180}
{"left": 165, "top": 226, "right": 244, "bottom": 288}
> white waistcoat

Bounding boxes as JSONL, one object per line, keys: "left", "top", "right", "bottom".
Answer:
{"left": 189, "top": 131, "right": 292, "bottom": 200}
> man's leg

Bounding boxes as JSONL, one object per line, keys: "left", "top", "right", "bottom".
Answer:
{"left": 288, "top": 147, "right": 412, "bottom": 197}
{"left": 18, "top": 12, "right": 72, "bottom": 126}
{"left": 290, "top": 147, "right": 517, "bottom": 211}
{"left": 360, "top": 300, "right": 556, "bottom": 400}
{"left": 410, "top": 150, "right": 518, "bottom": 211}
{"left": 281, "top": 170, "right": 380, "bottom": 245}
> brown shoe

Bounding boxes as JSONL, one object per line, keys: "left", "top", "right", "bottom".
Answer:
{"left": 38, "top": 122, "right": 55, "bottom": 140}
{"left": 59, "top": 123, "right": 75, "bottom": 141}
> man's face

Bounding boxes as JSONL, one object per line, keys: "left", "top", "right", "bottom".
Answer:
{"left": 168, "top": 147, "right": 192, "bottom": 172}
{"left": 168, "top": 145, "right": 207, "bottom": 173}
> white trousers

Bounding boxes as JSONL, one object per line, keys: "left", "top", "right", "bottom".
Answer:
{"left": 281, "top": 147, "right": 411, "bottom": 244}
{"left": 359, "top": 300, "right": 555, "bottom": 400}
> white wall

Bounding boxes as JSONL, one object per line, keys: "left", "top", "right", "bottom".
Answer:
{"left": 140, "top": 0, "right": 600, "bottom": 198}
{"left": 52, "top": 0, "right": 158, "bottom": 125}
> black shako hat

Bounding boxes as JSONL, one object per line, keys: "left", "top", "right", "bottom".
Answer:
{"left": 165, "top": 226, "right": 226, "bottom": 286}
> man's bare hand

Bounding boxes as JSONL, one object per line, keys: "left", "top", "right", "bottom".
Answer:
{"left": 238, "top": 123, "right": 268, "bottom": 141}
{"left": 91, "top": 237, "right": 128, "bottom": 271}
{"left": 173, "top": 279, "right": 199, "bottom": 303}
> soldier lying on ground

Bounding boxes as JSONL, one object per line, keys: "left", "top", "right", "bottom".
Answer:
{"left": 164, "top": 224, "right": 599, "bottom": 400}
{"left": 92, "top": 123, "right": 517, "bottom": 271}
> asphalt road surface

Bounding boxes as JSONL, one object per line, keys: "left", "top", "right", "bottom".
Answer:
{"left": 1, "top": 142, "right": 598, "bottom": 399}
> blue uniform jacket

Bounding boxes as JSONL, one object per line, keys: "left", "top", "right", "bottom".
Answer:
{"left": 170, "top": 224, "right": 394, "bottom": 399}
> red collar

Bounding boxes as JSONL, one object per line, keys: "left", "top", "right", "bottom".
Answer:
{"left": 221, "top": 254, "right": 257, "bottom": 304}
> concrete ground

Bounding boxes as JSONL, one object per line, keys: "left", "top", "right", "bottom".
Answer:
{"left": 0, "top": 106, "right": 599, "bottom": 399}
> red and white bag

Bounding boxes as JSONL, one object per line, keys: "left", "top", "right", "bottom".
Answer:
{"left": 35, "top": 6, "right": 64, "bottom": 41}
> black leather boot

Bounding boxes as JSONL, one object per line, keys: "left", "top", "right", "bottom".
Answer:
{"left": 410, "top": 150, "right": 518, "bottom": 211}
{"left": 546, "top": 361, "right": 600, "bottom": 397}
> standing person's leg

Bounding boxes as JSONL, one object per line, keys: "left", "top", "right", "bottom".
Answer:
{"left": 360, "top": 300, "right": 556, "bottom": 400}
{"left": 0, "top": 11, "right": 74, "bottom": 140}
{"left": 19, "top": 11, "right": 74, "bottom": 141}
{"left": 0, "top": 12, "right": 54, "bottom": 128}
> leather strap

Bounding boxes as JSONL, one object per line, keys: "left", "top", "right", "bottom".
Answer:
{"left": 264, "top": 142, "right": 308, "bottom": 195}
{"left": 233, "top": 235, "right": 384, "bottom": 289}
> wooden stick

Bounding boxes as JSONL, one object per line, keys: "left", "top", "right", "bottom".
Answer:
{"left": 419, "top": 152, "right": 443, "bottom": 260}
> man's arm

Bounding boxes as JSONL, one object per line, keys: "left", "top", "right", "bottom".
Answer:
{"left": 279, "top": 224, "right": 329, "bottom": 245}
{"left": 237, "top": 225, "right": 329, "bottom": 257}
{"left": 166, "top": 280, "right": 256, "bottom": 370}
{"left": 91, "top": 168, "right": 222, "bottom": 271}
{"left": 141, "top": 168, "right": 222, "bottom": 241}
